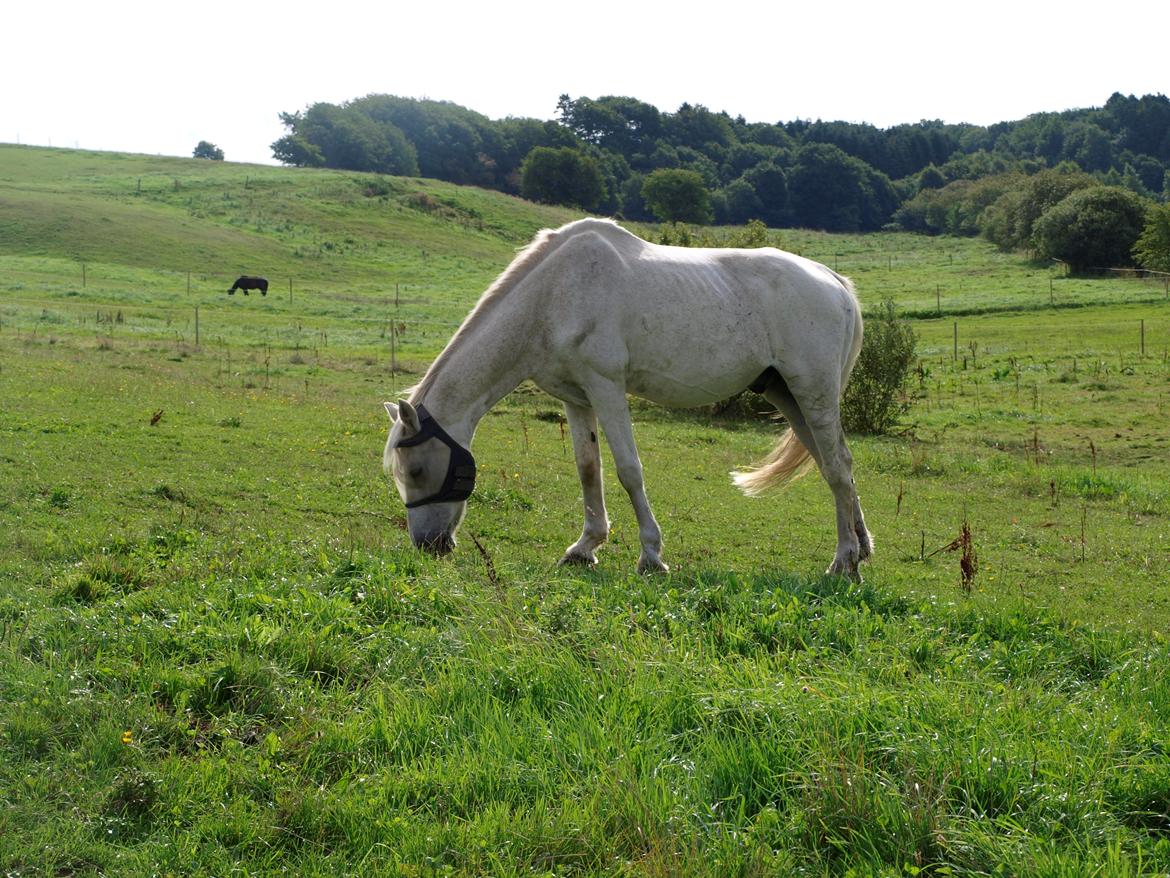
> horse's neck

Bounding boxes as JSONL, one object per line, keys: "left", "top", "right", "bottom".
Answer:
{"left": 415, "top": 294, "right": 535, "bottom": 443}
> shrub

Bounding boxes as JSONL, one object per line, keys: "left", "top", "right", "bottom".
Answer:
{"left": 1134, "top": 202, "right": 1170, "bottom": 273}
{"left": 654, "top": 219, "right": 780, "bottom": 250}
{"left": 642, "top": 168, "right": 712, "bottom": 224}
{"left": 1033, "top": 185, "right": 1148, "bottom": 272}
{"left": 982, "top": 166, "right": 1095, "bottom": 252}
{"left": 841, "top": 299, "right": 917, "bottom": 434}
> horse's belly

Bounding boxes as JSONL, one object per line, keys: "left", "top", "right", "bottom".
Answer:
{"left": 626, "top": 360, "right": 764, "bottom": 408}
{"left": 620, "top": 315, "right": 771, "bottom": 407}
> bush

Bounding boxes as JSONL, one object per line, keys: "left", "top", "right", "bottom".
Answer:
{"left": 655, "top": 219, "right": 780, "bottom": 249}
{"left": 641, "top": 168, "right": 712, "bottom": 224}
{"left": 1032, "top": 185, "right": 1148, "bottom": 272}
{"left": 841, "top": 299, "right": 917, "bottom": 434}
{"left": 1134, "top": 202, "right": 1170, "bottom": 273}
{"left": 982, "top": 166, "right": 1095, "bottom": 252}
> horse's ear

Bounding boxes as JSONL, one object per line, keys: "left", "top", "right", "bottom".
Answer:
{"left": 383, "top": 401, "right": 398, "bottom": 422}
{"left": 396, "top": 399, "right": 421, "bottom": 435}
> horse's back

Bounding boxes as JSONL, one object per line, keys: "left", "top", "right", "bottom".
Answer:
{"left": 523, "top": 220, "right": 860, "bottom": 406}
{"left": 532, "top": 229, "right": 842, "bottom": 405}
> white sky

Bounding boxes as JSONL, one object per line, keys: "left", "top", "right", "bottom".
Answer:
{"left": 3, "top": 0, "right": 1166, "bottom": 167}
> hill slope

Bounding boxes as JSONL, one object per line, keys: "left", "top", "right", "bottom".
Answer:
{"left": 0, "top": 144, "right": 581, "bottom": 291}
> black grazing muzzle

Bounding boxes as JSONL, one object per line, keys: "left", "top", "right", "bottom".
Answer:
{"left": 395, "top": 405, "right": 477, "bottom": 509}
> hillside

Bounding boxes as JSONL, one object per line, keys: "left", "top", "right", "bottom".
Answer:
{"left": 0, "top": 144, "right": 581, "bottom": 290}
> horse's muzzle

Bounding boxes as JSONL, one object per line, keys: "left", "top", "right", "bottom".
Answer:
{"left": 415, "top": 532, "right": 456, "bottom": 556}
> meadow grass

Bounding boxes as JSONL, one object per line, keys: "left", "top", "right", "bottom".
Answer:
{"left": 2, "top": 145, "right": 1170, "bottom": 876}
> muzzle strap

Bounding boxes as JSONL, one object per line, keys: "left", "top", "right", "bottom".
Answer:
{"left": 397, "top": 405, "right": 477, "bottom": 508}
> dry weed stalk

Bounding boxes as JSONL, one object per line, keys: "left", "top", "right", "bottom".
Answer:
{"left": 470, "top": 533, "right": 504, "bottom": 593}
{"left": 928, "top": 520, "right": 978, "bottom": 593}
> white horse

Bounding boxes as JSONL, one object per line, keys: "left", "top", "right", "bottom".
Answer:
{"left": 384, "top": 218, "right": 872, "bottom": 579}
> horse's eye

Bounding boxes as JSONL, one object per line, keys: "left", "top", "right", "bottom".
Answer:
{"left": 408, "top": 466, "right": 425, "bottom": 481}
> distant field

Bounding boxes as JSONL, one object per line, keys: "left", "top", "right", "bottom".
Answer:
{"left": 3, "top": 145, "right": 1170, "bottom": 876}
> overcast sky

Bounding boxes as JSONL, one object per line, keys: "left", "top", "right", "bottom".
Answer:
{"left": 3, "top": 0, "right": 1166, "bottom": 167}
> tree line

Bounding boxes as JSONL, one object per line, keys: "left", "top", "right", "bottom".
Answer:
{"left": 271, "top": 92, "right": 1170, "bottom": 271}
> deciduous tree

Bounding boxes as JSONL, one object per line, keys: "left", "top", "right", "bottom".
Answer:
{"left": 641, "top": 168, "right": 712, "bottom": 224}
{"left": 1033, "top": 186, "right": 1148, "bottom": 272}
{"left": 193, "top": 141, "right": 224, "bottom": 160}
{"left": 519, "top": 147, "right": 605, "bottom": 211}
{"left": 271, "top": 103, "right": 418, "bottom": 176}
{"left": 1134, "top": 202, "right": 1170, "bottom": 273}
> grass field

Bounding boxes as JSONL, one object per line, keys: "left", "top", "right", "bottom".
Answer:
{"left": 2, "top": 144, "right": 1170, "bottom": 876}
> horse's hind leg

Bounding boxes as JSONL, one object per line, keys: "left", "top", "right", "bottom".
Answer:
{"left": 559, "top": 402, "right": 609, "bottom": 566}
{"left": 766, "top": 365, "right": 869, "bottom": 579}
{"left": 765, "top": 379, "right": 872, "bottom": 564}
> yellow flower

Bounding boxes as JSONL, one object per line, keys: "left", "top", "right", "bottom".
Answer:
{"left": 121, "top": 730, "right": 133, "bottom": 745}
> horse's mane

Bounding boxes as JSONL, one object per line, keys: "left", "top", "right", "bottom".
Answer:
{"left": 407, "top": 219, "right": 623, "bottom": 401}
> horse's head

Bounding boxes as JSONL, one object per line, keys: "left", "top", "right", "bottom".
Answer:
{"left": 383, "top": 399, "right": 475, "bottom": 556}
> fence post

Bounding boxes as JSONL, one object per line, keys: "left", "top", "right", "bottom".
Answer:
{"left": 1141, "top": 319, "right": 1145, "bottom": 357}
{"left": 953, "top": 321, "right": 958, "bottom": 362}
{"left": 195, "top": 306, "right": 200, "bottom": 348}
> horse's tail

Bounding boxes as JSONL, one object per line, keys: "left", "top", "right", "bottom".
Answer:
{"left": 731, "top": 427, "right": 813, "bottom": 496}
{"left": 732, "top": 274, "right": 863, "bottom": 497}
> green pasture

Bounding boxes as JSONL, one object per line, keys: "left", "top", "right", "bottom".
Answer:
{"left": 2, "top": 145, "right": 1170, "bottom": 876}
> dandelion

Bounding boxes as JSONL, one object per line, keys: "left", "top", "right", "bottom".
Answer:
{"left": 121, "top": 730, "right": 133, "bottom": 745}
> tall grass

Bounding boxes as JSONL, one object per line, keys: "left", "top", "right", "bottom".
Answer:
{"left": 3, "top": 144, "right": 1170, "bottom": 875}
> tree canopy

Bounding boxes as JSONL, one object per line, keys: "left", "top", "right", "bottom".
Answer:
{"left": 1032, "top": 186, "right": 1148, "bottom": 272}
{"left": 193, "top": 141, "right": 224, "bottom": 161}
{"left": 641, "top": 169, "right": 712, "bottom": 224}
{"left": 520, "top": 147, "right": 605, "bottom": 211}
{"left": 272, "top": 91, "right": 1170, "bottom": 245}
{"left": 1134, "top": 203, "right": 1170, "bottom": 273}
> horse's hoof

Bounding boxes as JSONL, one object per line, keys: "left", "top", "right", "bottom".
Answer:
{"left": 637, "top": 557, "right": 669, "bottom": 575}
{"left": 826, "top": 561, "right": 862, "bottom": 583}
{"left": 558, "top": 549, "right": 597, "bottom": 567}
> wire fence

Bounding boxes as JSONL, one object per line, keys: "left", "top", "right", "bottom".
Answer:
{"left": 3, "top": 258, "right": 1170, "bottom": 368}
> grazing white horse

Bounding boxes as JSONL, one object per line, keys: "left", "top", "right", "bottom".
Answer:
{"left": 384, "top": 218, "right": 872, "bottom": 579}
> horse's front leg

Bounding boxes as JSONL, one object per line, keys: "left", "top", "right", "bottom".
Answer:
{"left": 588, "top": 386, "right": 667, "bottom": 574}
{"left": 558, "top": 402, "right": 609, "bottom": 567}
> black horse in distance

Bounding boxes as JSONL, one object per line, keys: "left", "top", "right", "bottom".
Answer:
{"left": 228, "top": 276, "right": 268, "bottom": 296}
